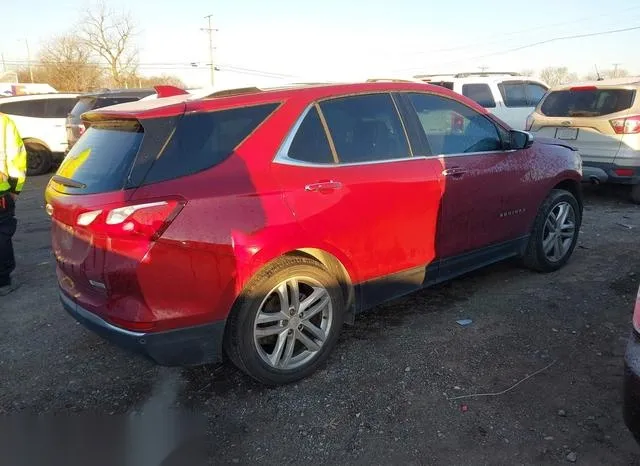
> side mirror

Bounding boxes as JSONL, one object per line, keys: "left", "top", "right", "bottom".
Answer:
{"left": 509, "top": 130, "right": 534, "bottom": 150}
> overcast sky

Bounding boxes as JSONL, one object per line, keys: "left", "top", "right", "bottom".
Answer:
{"left": 2, "top": 0, "right": 640, "bottom": 89}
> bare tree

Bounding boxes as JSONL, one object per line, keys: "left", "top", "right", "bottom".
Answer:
{"left": 519, "top": 69, "right": 535, "bottom": 77}
{"left": 80, "top": 2, "right": 138, "bottom": 87}
{"left": 539, "top": 66, "right": 578, "bottom": 87}
{"left": 36, "top": 34, "right": 104, "bottom": 91}
{"left": 135, "top": 74, "right": 186, "bottom": 88}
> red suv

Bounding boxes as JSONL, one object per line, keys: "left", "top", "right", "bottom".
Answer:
{"left": 46, "top": 82, "right": 583, "bottom": 385}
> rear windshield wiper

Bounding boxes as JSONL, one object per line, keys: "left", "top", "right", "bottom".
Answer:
{"left": 51, "top": 175, "right": 87, "bottom": 189}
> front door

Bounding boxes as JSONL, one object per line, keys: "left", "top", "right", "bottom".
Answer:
{"left": 404, "top": 92, "right": 531, "bottom": 277}
{"left": 272, "top": 93, "right": 443, "bottom": 308}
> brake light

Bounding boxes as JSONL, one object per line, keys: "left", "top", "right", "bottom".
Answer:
{"left": 615, "top": 168, "right": 635, "bottom": 177}
{"left": 609, "top": 115, "right": 640, "bottom": 134}
{"left": 570, "top": 86, "right": 597, "bottom": 91}
{"left": 76, "top": 199, "right": 185, "bottom": 241}
{"left": 633, "top": 286, "right": 640, "bottom": 333}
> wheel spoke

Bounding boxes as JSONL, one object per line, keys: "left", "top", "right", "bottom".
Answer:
{"left": 556, "top": 203, "right": 569, "bottom": 226}
{"left": 268, "top": 330, "right": 289, "bottom": 366}
{"left": 289, "top": 278, "right": 300, "bottom": 312}
{"left": 300, "top": 287, "right": 326, "bottom": 313}
{"left": 554, "top": 237, "right": 564, "bottom": 260}
{"left": 543, "top": 235, "right": 555, "bottom": 254}
{"left": 275, "top": 282, "right": 289, "bottom": 314}
{"left": 302, "top": 294, "right": 330, "bottom": 320}
{"left": 256, "top": 311, "right": 286, "bottom": 325}
{"left": 280, "top": 332, "right": 296, "bottom": 367}
{"left": 302, "top": 321, "right": 326, "bottom": 342}
{"left": 297, "top": 330, "right": 321, "bottom": 352}
{"left": 560, "top": 229, "right": 574, "bottom": 239}
{"left": 255, "top": 325, "right": 285, "bottom": 338}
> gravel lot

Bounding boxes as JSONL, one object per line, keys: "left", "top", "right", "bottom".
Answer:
{"left": 1, "top": 175, "right": 639, "bottom": 465}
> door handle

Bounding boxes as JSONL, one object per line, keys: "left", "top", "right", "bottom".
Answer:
{"left": 442, "top": 167, "right": 467, "bottom": 178}
{"left": 305, "top": 180, "right": 343, "bottom": 193}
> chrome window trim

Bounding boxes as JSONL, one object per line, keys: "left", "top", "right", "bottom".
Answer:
{"left": 273, "top": 101, "right": 517, "bottom": 168}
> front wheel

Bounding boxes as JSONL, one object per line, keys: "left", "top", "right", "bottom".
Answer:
{"left": 223, "top": 257, "right": 344, "bottom": 385}
{"left": 522, "top": 189, "right": 582, "bottom": 272}
{"left": 25, "top": 142, "right": 52, "bottom": 176}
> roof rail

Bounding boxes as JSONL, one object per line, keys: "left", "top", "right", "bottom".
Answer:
{"left": 366, "top": 77, "right": 426, "bottom": 83}
{"left": 415, "top": 71, "right": 522, "bottom": 79}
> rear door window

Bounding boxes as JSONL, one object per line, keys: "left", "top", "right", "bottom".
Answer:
{"left": 525, "top": 83, "right": 548, "bottom": 106}
{"left": 287, "top": 106, "right": 334, "bottom": 164}
{"left": 540, "top": 88, "right": 636, "bottom": 117}
{"left": 54, "top": 121, "right": 144, "bottom": 194}
{"left": 499, "top": 82, "right": 528, "bottom": 107}
{"left": 319, "top": 93, "right": 410, "bottom": 163}
{"left": 462, "top": 84, "right": 496, "bottom": 108}
{"left": 142, "top": 103, "right": 280, "bottom": 185}
{"left": 0, "top": 99, "right": 46, "bottom": 117}
{"left": 45, "top": 98, "right": 77, "bottom": 118}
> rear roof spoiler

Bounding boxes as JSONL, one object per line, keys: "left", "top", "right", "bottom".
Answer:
{"left": 154, "top": 85, "right": 189, "bottom": 98}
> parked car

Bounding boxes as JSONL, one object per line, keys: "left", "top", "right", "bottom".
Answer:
{"left": 527, "top": 78, "right": 640, "bottom": 204}
{"left": 45, "top": 81, "right": 583, "bottom": 385}
{"left": 0, "top": 93, "right": 78, "bottom": 175}
{"left": 624, "top": 284, "right": 640, "bottom": 443}
{"left": 66, "top": 88, "right": 156, "bottom": 152}
{"left": 414, "top": 72, "right": 549, "bottom": 130}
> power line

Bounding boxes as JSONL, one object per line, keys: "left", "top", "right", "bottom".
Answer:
{"left": 394, "top": 24, "right": 640, "bottom": 73}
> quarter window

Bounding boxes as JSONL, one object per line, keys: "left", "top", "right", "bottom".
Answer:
{"left": 499, "top": 81, "right": 549, "bottom": 107}
{"left": 287, "top": 106, "right": 334, "bottom": 164}
{"left": 319, "top": 93, "right": 410, "bottom": 163}
{"left": 407, "top": 93, "right": 503, "bottom": 155}
{"left": 461, "top": 84, "right": 496, "bottom": 108}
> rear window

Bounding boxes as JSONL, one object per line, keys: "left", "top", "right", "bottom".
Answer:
{"left": 69, "top": 96, "right": 140, "bottom": 123}
{"left": 539, "top": 88, "right": 636, "bottom": 117}
{"left": 428, "top": 81, "right": 454, "bottom": 90}
{"left": 142, "top": 103, "right": 280, "bottom": 185}
{"left": 462, "top": 84, "right": 496, "bottom": 108}
{"left": 54, "top": 121, "right": 144, "bottom": 194}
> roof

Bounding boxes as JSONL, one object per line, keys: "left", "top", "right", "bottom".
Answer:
{"left": 551, "top": 77, "right": 640, "bottom": 90}
{"left": 78, "top": 88, "right": 156, "bottom": 99}
{"left": 81, "top": 81, "right": 466, "bottom": 121}
{"left": 0, "top": 93, "right": 79, "bottom": 102}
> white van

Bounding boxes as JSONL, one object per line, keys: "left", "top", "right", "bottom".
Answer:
{"left": 0, "top": 93, "right": 78, "bottom": 175}
{"left": 414, "top": 72, "right": 549, "bottom": 130}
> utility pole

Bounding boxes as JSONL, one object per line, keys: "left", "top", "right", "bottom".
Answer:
{"left": 25, "top": 39, "right": 33, "bottom": 83}
{"left": 478, "top": 65, "right": 489, "bottom": 74}
{"left": 1, "top": 52, "right": 6, "bottom": 73}
{"left": 612, "top": 63, "right": 621, "bottom": 78}
{"left": 202, "top": 15, "right": 216, "bottom": 86}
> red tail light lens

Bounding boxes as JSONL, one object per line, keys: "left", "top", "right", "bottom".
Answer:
{"left": 633, "top": 286, "right": 640, "bottom": 333}
{"left": 609, "top": 115, "right": 640, "bottom": 134}
{"left": 76, "top": 199, "right": 185, "bottom": 241}
{"left": 615, "top": 168, "right": 635, "bottom": 177}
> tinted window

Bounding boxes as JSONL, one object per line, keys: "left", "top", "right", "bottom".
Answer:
{"left": 462, "top": 84, "right": 496, "bottom": 108}
{"left": 0, "top": 99, "right": 46, "bottom": 117}
{"left": 143, "top": 103, "right": 279, "bottom": 184}
{"left": 45, "top": 98, "right": 77, "bottom": 118}
{"left": 540, "top": 89, "right": 636, "bottom": 117}
{"left": 408, "top": 93, "right": 502, "bottom": 155}
{"left": 429, "top": 81, "right": 454, "bottom": 90}
{"left": 525, "top": 83, "right": 548, "bottom": 106}
{"left": 54, "top": 121, "right": 144, "bottom": 194}
{"left": 287, "top": 106, "right": 334, "bottom": 164}
{"left": 499, "top": 82, "right": 528, "bottom": 107}
{"left": 319, "top": 93, "right": 410, "bottom": 163}
{"left": 69, "top": 97, "right": 139, "bottom": 124}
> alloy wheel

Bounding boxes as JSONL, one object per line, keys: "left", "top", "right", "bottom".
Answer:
{"left": 542, "top": 201, "right": 576, "bottom": 262}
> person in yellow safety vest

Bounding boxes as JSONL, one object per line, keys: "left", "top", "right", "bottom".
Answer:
{"left": 0, "top": 112, "right": 27, "bottom": 296}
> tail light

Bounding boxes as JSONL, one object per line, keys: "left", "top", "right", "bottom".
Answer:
{"left": 609, "top": 115, "right": 640, "bottom": 134}
{"left": 633, "top": 286, "right": 640, "bottom": 333}
{"left": 615, "top": 168, "right": 635, "bottom": 177}
{"left": 75, "top": 199, "right": 185, "bottom": 241}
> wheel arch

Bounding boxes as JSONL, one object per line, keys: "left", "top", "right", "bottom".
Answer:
{"left": 22, "top": 137, "right": 51, "bottom": 152}
{"left": 552, "top": 178, "right": 583, "bottom": 210}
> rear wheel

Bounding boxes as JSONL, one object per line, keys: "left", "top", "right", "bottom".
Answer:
{"left": 25, "top": 142, "right": 52, "bottom": 176}
{"left": 631, "top": 184, "right": 640, "bottom": 205}
{"left": 522, "top": 189, "right": 581, "bottom": 272}
{"left": 224, "top": 257, "right": 344, "bottom": 385}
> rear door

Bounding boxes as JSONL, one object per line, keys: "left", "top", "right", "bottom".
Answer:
{"left": 495, "top": 80, "right": 549, "bottom": 130}
{"left": 272, "top": 92, "right": 443, "bottom": 308}
{"left": 43, "top": 97, "right": 77, "bottom": 152}
{"left": 531, "top": 86, "right": 636, "bottom": 164}
{"left": 405, "top": 92, "right": 534, "bottom": 275}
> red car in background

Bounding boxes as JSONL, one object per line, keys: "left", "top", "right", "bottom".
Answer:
{"left": 45, "top": 82, "right": 583, "bottom": 385}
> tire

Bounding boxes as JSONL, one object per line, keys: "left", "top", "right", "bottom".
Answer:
{"left": 223, "top": 257, "right": 345, "bottom": 385}
{"left": 25, "top": 142, "right": 52, "bottom": 176}
{"left": 522, "top": 189, "right": 582, "bottom": 273}
{"left": 631, "top": 184, "right": 640, "bottom": 205}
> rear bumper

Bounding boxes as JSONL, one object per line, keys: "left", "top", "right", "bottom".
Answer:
{"left": 624, "top": 330, "right": 640, "bottom": 443}
{"left": 581, "top": 161, "right": 640, "bottom": 185}
{"left": 60, "top": 290, "right": 225, "bottom": 366}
